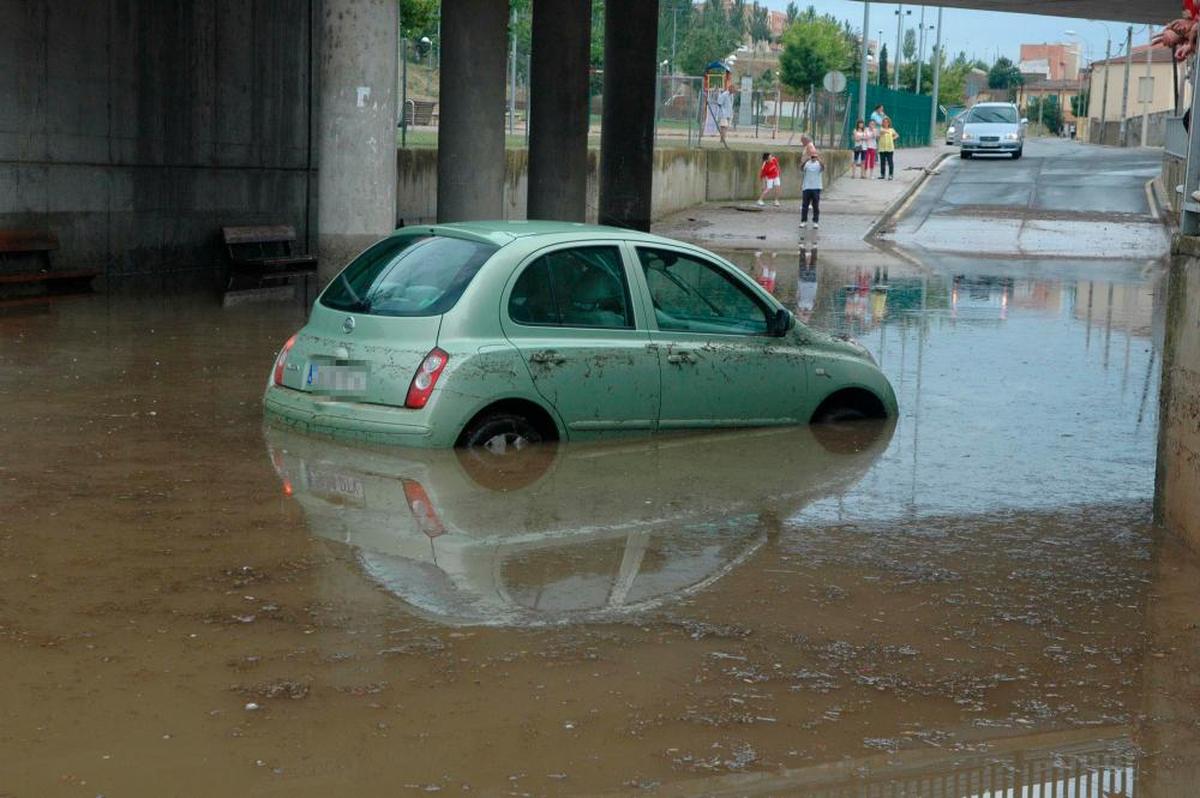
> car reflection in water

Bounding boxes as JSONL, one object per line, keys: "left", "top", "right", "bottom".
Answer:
{"left": 265, "top": 421, "right": 894, "bottom": 627}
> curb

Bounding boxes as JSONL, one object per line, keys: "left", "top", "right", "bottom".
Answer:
{"left": 864, "top": 151, "right": 954, "bottom": 242}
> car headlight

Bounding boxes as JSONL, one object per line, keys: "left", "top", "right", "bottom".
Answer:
{"left": 947, "top": 126, "right": 956, "bottom": 134}
{"left": 961, "top": 132, "right": 973, "bottom": 141}
{"left": 1005, "top": 132, "right": 1019, "bottom": 140}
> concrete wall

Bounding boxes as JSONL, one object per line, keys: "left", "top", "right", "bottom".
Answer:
{"left": 1156, "top": 238, "right": 1200, "bottom": 549}
{"left": 0, "top": 0, "right": 314, "bottom": 282}
{"left": 397, "top": 147, "right": 851, "bottom": 226}
{"left": 1087, "top": 111, "right": 1174, "bottom": 147}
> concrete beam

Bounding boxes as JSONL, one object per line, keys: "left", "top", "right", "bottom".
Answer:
{"left": 437, "top": 0, "right": 509, "bottom": 222}
{"left": 317, "top": 0, "right": 398, "bottom": 283}
{"left": 598, "top": 0, "right": 660, "bottom": 231}
{"left": 845, "top": 0, "right": 1174, "bottom": 25}
{"left": 528, "top": 0, "right": 591, "bottom": 222}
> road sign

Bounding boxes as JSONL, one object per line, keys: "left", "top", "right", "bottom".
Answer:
{"left": 822, "top": 70, "right": 847, "bottom": 93}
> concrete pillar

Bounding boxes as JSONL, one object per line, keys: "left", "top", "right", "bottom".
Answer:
{"left": 437, "top": 0, "right": 509, "bottom": 222}
{"left": 598, "top": 0, "right": 660, "bottom": 231}
{"left": 528, "top": 0, "right": 591, "bottom": 221}
{"left": 317, "top": 0, "right": 398, "bottom": 283}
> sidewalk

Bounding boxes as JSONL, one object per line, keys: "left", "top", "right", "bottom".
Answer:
{"left": 652, "top": 144, "right": 954, "bottom": 255}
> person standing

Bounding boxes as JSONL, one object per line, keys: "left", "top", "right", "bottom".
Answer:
{"left": 757, "top": 152, "right": 781, "bottom": 206}
{"left": 870, "top": 103, "right": 886, "bottom": 129}
{"left": 877, "top": 117, "right": 899, "bottom": 180}
{"left": 851, "top": 120, "right": 866, "bottom": 179}
{"left": 800, "top": 150, "right": 823, "bottom": 230}
{"left": 716, "top": 83, "right": 734, "bottom": 149}
{"left": 863, "top": 121, "right": 878, "bottom": 179}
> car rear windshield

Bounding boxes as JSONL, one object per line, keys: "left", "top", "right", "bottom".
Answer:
{"left": 320, "top": 234, "right": 498, "bottom": 316}
{"left": 967, "top": 107, "right": 1018, "bottom": 124}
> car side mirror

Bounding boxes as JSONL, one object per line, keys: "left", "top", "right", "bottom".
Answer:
{"left": 1020, "top": 118, "right": 1029, "bottom": 125}
{"left": 769, "top": 308, "right": 793, "bottom": 337}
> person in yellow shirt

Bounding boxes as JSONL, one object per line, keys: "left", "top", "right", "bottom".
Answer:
{"left": 877, "top": 117, "right": 900, "bottom": 180}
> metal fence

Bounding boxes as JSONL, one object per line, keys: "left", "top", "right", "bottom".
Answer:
{"left": 845, "top": 81, "right": 935, "bottom": 148}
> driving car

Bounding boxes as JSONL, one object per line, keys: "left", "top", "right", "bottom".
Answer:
{"left": 960, "top": 101, "right": 1027, "bottom": 158}
{"left": 958, "top": 102, "right": 1026, "bottom": 159}
{"left": 945, "top": 112, "right": 965, "bottom": 145}
{"left": 263, "top": 221, "right": 898, "bottom": 450}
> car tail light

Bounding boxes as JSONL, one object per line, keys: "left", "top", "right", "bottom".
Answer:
{"left": 405, "top": 348, "right": 449, "bottom": 409}
{"left": 273, "top": 334, "right": 298, "bottom": 386}
{"left": 402, "top": 478, "right": 445, "bottom": 538}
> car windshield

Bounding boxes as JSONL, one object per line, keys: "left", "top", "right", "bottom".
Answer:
{"left": 967, "top": 106, "right": 1018, "bottom": 124}
{"left": 320, "top": 234, "right": 498, "bottom": 317}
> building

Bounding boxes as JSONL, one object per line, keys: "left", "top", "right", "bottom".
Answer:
{"left": 1087, "top": 44, "right": 1187, "bottom": 119}
{"left": 1017, "top": 78, "right": 1087, "bottom": 127}
{"left": 1019, "top": 43, "right": 1081, "bottom": 81}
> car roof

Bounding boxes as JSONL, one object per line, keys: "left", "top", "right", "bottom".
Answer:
{"left": 393, "top": 220, "right": 682, "bottom": 248}
{"left": 973, "top": 102, "right": 1017, "bottom": 108}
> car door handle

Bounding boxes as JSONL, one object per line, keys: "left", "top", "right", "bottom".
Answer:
{"left": 666, "top": 351, "right": 696, "bottom": 364}
{"left": 529, "top": 350, "right": 566, "bottom": 365}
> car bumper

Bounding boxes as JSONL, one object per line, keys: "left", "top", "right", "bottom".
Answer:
{"left": 961, "top": 141, "right": 1020, "bottom": 152}
{"left": 263, "top": 384, "right": 440, "bottom": 446}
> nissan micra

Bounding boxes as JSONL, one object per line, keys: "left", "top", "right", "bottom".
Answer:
{"left": 263, "top": 221, "right": 897, "bottom": 450}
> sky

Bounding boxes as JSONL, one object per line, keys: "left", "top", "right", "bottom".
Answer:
{"left": 758, "top": 1, "right": 1159, "bottom": 67}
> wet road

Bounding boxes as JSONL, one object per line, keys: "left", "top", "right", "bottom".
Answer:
{"left": 2, "top": 144, "right": 1197, "bottom": 796}
{"left": 886, "top": 139, "right": 1170, "bottom": 260}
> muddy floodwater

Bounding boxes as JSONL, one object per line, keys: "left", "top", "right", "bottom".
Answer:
{"left": 3, "top": 251, "right": 1198, "bottom": 797}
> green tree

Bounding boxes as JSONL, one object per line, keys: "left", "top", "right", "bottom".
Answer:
{"left": 878, "top": 44, "right": 889, "bottom": 87}
{"left": 749, "top": 4, "right": 771, "bottom": 43}
{"left": 987, "top": 56, "right": 1023, "bottom": 98}
{"left": 786, "top": 2, "right": 799, "bottom": 26}
{"left": 399, "top": 0, "right": 438, "bottom": 38}
{"left": 676, "top": 7, "right": 741, "bottom": 76}
{"left": 729, "top": 0, "right": 747, "bottom": 36}
{"left": 902, "top": 28, "right": 917, "bottom": 62}
{"left": 1026, "top": 95, "right": 1062, "bottom": 135}
{"left": 1070, "top": 89, "right": 1089, "bottom": 118}
{"left": 779, "top": 14, "right": 853, "bottom": 95}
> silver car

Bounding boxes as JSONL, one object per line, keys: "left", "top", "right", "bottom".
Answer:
{"left": 946, "top": 112, "right": 965, "bottom": 145}
{"left": 959, "top": 102, "right": 1026, "bottom": 159}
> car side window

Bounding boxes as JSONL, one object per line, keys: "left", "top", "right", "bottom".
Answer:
{"left": 508, "top": 245, "right": 634, "bottom": 329}
{"left": 636, "top": 248, "right": 769, "bottom": 335}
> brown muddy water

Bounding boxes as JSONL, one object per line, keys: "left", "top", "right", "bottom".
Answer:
{"left": 2, "top": 252, "right": 1197, "bottom": 797}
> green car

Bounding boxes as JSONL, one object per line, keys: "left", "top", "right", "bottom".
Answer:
{"left": 263, "top": 221, "right": 897, "bottom": 449}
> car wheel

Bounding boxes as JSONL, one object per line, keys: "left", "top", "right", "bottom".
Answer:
{"left": 1012, "top": 148, "right": 1022, "bottom": 160}
{"left": 960, "top": 151, "right": 971, "bottom": 159}
{"left": 459, "top": 411, "right": 543, "bottom": 455}
{"left": 813, "top": 405, "right": 870, "bottom": 424}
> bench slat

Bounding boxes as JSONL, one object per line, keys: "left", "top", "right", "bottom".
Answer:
{"left": 0, "top": 230, "right": 59, "bottom": 253}
{"left": 222, "top": 225, "right": 297, "bottom": 245}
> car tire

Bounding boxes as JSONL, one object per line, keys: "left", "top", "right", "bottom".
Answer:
{"left": 1012, "top": 148, "right": 1022, "bottom": 160}
{"left": 459, "top": 411, "right": 543, "bottom": 455}
{"left": 813, "top": 404, "right": 871, "bottom": 424}
{"left": 960, "top": 151, "right": 971, "bottom": 159}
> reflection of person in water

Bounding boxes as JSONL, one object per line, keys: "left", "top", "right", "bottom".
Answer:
{"left": 796, "top": 263, "right": 817, "bottom": 323}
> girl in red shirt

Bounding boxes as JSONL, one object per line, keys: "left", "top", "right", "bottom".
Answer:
{"left": 757, "top": 152, "right": 781, "bottom": 207}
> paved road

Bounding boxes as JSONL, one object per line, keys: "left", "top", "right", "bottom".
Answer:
{"left": 884, "top": 138, "right": 1170, "bottom": 260}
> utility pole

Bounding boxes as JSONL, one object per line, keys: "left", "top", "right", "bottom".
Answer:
{"left": 858, "top": 1, "right": 871, "bottom": 122}
{"left": 1119, "top": 25, "right": 1132, "bottom": 146}
{"left": 1140, "top": 26, "right": 1153, "bottom": 147}
{"left": 893, "top": 5, "right": 906, "bottom": 92}
{"left": 671, "top": 3, "right": 678, "bottom": 72}
{"left": 928, "top": 7, "right": 942, "bottom": 145}
{"left": 915, "top": 6, "right": 926, "bottom": 93}
{"left": 1099, "top": 38, "right": 1111, "bottom": 144}
{"left": 509, "top": 7, "right": 518, "bottom": 135}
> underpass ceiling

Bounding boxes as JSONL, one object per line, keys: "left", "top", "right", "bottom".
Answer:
{"left": 851, "top": 0, "right": 1180, "bottom": 25}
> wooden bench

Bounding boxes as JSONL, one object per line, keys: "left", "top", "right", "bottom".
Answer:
{"left": 222, "top": 225, "right": 317, "bottom": 301}
{"left": 0, "top": 230, "right": 98, "bottom": 300}
{"left": 401, "top": 99, "right": 437, "bottom": 127}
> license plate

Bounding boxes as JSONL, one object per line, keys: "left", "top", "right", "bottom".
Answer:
{"left": 304, "top": 464, "right": 366, "bottom": 502}
{"left": 305, "top": 363, "right": 368, "bottom": 394}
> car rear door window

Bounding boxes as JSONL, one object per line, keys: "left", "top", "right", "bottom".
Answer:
{"left": 636, "top": 248, "right": 768, "bottom": 335}
{"left": 508, "top": 246, "right": 633, "bottom": 329}
{"left": 320, "top": 234, "right": 498, "bottom": 317}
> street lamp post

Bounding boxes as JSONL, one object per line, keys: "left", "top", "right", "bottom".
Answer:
{"left": 928, "top": 7, "right": 943, "bottom": 145}
{"left": 1119, "top": 25, "right": 1133, "bottom": 146}
{"left": 916, "top": 22, "right": 935, "bottom": 93}
{"left": 1140, "top": 25, "right": 1153, "bottom": 147}
{"left": 858, "top": 2, "right": 871, "bottom": 122}
{"left": 893, "top": 6, "right": 911, "bottom": 92}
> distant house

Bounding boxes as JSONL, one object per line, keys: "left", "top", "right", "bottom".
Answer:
{"left": 965, "top": 68, "right": 988, "bottom": 102}
{"left": 1019, "top": 43, "right": 1081, "bottom": 81}
{"left": 1087, "top": 44, "right": 1188, "bottom": 119}
{"left": 1019, "top": 58, "right": 1051, "bottom": 83}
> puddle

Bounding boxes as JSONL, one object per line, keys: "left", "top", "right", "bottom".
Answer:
{"left": 0, "top": 254, "right": 1195, "bottom": 795}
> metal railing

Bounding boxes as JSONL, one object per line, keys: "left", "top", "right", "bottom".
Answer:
{"left": 1166, "top": 114, "right": 1188, "bottom": 159}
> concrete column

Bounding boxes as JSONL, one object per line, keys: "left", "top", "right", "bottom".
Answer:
{"left": 317, "top": 0, "right": 398, "bottom": 283}
{"left": 437, "top": 0, "right": 509, "bottom": 222}
{"left": 598, "top": 0, "right": 660, "bottom": 231}
{"left": 528, "top": 0, "right": 591, "bottom": 221}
